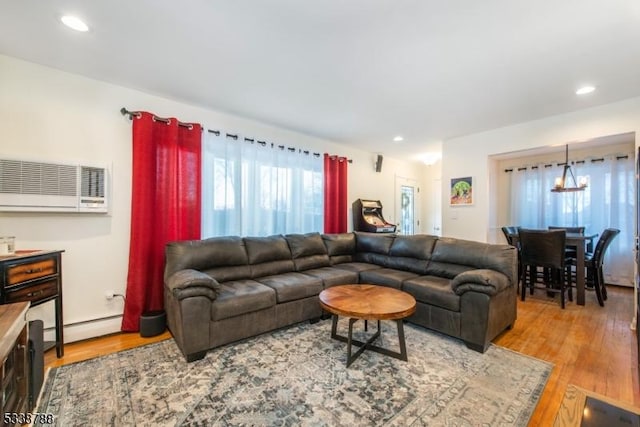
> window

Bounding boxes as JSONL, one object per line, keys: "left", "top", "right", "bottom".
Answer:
{"left": 202, "top": 132, "right": 323, "bottom": 237}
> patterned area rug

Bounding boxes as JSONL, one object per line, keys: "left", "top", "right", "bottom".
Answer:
{"left": 36, "top": 319, "right": 552, "bottom": 426}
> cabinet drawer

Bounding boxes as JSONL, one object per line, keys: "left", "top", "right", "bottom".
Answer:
{"left": 5, "top": 280, "right": 58, "bottom": 304}
{"left": 7, "top": 259, "right": 56, "bottom": 285}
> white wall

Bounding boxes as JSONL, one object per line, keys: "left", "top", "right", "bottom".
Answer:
{"left": 422, "top": 158, "right": 443, "bottom": 236}
{"left": 0, "top": 55, "right": 426, "bottom": 342}
{"left": 441, "top": 97, "right": 640, "bottom": 242}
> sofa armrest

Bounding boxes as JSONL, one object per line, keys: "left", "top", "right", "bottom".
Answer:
{"left": 451, "top": 269, "right": 512, "bottom": 296}
{"left": 166, "top": 269, "right": 220, "bottom": 301}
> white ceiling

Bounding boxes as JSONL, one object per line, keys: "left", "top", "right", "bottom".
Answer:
{"left": 2, "top": 1, "right": 640, "bottom": 162}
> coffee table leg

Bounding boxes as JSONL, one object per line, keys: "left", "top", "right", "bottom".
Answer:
{"left": 331, "top": 314, "right": 339, "bottom": 339}
{"left": 330, "top": 316, "right": 409, "bottom": 367}
{"left": 345, "top": 318, "right": 380, "bottom": 368}
{"left": 396, "top": 320, "right": 407, "bottom": 361}
{"left": 347, "top": 318, "right": 355, "bottom": 364}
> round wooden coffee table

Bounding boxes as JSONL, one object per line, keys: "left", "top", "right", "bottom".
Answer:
{"left": 319, "top": 284, "right": 416, "bottom": 367}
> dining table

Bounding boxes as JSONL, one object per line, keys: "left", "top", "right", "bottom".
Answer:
{"left": 509, "top": 231, "right": 598, "bottom": 306}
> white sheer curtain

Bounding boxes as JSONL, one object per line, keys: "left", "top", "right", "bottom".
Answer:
{"left": 508, "top": 154, "right": 634, "bottom": 286}
{"left": 202, "top": 130, "right": 323, "bottom": 237}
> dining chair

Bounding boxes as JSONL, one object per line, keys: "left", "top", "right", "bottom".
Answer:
{"left": 501, "top": 226, "right": 521, "bottom": 284}
{"left": 548, "top": 226, "right": 585, "bottom": 234}
{"left": 549, "top": 226, "right": 586, "bottom": 286}
{"left": 518, "top": 228, "right": 571, "bottom": 308}
{"left": 584, "top": 228, "right": 621, "bottom": 306}
{"left": 501, "top": 226, "right": 519, "bottom": 245}
{"left": 548, "top": 226, "right": 587, "bottom": 255}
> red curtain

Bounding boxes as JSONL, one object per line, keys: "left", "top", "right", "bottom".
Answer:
{"left": 324, "top": 153, "right": 348, "bottom": 233}
{"left": 121, "top": 112, "right": 202, "bottom": 332}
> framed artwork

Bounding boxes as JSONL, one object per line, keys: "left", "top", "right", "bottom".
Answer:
{"left": 450, "top": 176, "right": 473, "bottom": 206}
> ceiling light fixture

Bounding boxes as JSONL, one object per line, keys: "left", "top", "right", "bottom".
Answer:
{"left": 61, "top": 15, "right": 89, "bottom": 32}
{"left": 551, "top": 144, "right": 587, "bottom": 193}
{"left": 575, "top": 85, "right": 595, "bottom": 95}
{"left": 393, "top": 136, "right": 404, "bottom": 142}
{"left": 415, "top": 152, "right": 442, "bottom": 165}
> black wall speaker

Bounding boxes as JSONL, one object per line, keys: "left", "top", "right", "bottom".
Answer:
{"left": 375, "top": 154, "right": 383, "bottom": 173}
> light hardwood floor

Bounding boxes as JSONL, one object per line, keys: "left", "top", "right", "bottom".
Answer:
{"left": 45, "top": 285, "right": 639, "bottom": 426}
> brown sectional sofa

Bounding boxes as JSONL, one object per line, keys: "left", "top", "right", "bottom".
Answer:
{"left": 164, "top": 231, "right": 517, "bottom": 362}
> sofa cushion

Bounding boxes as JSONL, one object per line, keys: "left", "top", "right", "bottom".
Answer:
{"left": 359, "top": 268, "right": 419, "bottom": 289}
{"left": 353, "top": 232, "right": 395, "bottom": 266}
{"left": 333, "top": 262, "right": 382, "bottom": 274}
{"left": 354, "top": 232, "right": 395, "bottom": 254}
{"left": 203, "top": 265, "right": 252, "bottom": 283}
{"left": 425, "top": 238, "right": 474, "bottom": 279}
{"left": 328, "top": 254, "right": 353, "bottom": 265}
{"left": 164, "top": 236, "right": 248, "bottom": 281}
{"left": 211, "top": 280, "right": 276, "bottom": 321}
{"left": 322, "top": 233, "right": 356, "bottom": 264}
{"left": 389, "top": 234, "right": 437, "bottom": 259}
{"left": 244, "top": 235, "right": 295, "bottom": 278}
{"left": 285, "top": 232, "right": 327, "bottom": 258}
{"left": 402, "top": 276, "right": 460, "bottom": 311}
{"left": 426, "top": 237, "right": 514, "bottom": 280}
{"left": 424, "top": 261, "right": 473, "bottom": 279}
{"left": 285, "top": 232, "right": 331, "bottom": 271}
{"left": 385, "top": 235, "right": 437, "bottom": 274}
{"left": 256, "top": 272, "right": 323, "bottom": 303}
{"left": 302, "top": 266, "right": 359, "bottom": 288}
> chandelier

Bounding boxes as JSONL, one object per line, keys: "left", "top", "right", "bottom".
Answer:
{"left": 551, "top": 144, "right": 587, "bottom": 193}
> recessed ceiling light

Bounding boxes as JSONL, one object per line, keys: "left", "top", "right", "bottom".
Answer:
{"left": 61, "top": 15, "right": 89, "bottom": 32}
{"left": 576, "top": 86, "right": 595, "bottom": 95}
{"left": 393, "top": 136, "right": 404, "bottom": 142}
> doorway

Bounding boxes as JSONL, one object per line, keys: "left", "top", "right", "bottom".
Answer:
{"left": 395, "top": 176, "right": 420, "bottom": 235}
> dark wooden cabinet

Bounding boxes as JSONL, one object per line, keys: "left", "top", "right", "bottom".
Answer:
{"left": 0, "top": 251, "right": 64, "bottom": 357}
{"left": 0, "top": 302, "right": 29, "bottom": 425}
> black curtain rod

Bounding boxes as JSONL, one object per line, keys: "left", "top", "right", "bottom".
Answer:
{"left": 122, "top": 108, "right": 344, "bottom": 160}
{"left": 207, "top": 128, "right": 323, "bottom": 157}
{"left": 120, "top": 107, "right": 141, "bottom": 119}
{"left": 506, "top": 154, "right": 631, "bottom": 172}
{"left": 120, "top": 107, "right": 196, "bottom": 129}
{"left": 325, "top": 154, "right": 353, "bottom": 163}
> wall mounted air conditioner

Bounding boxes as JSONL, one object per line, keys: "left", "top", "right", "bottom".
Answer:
{"left": 0, "top": 159, "right": 109, "bottom": 213}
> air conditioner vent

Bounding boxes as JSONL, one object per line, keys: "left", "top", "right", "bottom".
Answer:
{"left": 0, "top": 159, "right": 108, "bottom": 213}
{"left": 0, "top": 160, "right": 21, "bottom": 193}
{"left": 16, "top": 161, "right": 78, "bottom": 196}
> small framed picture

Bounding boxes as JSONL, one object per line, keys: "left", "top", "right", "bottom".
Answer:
{"left": 450, "top": 176, "right": 473, "bottom": 206}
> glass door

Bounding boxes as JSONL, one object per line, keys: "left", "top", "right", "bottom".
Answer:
{"left": 400, "top": 185, "right": 415, "bottom": 235}
{"left": 395, "top": 176, "right": 420, "bottom": 235}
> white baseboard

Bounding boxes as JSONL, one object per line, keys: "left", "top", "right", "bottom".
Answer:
{"left": 43, "top": 315, "right": 123, "bottom": 344}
